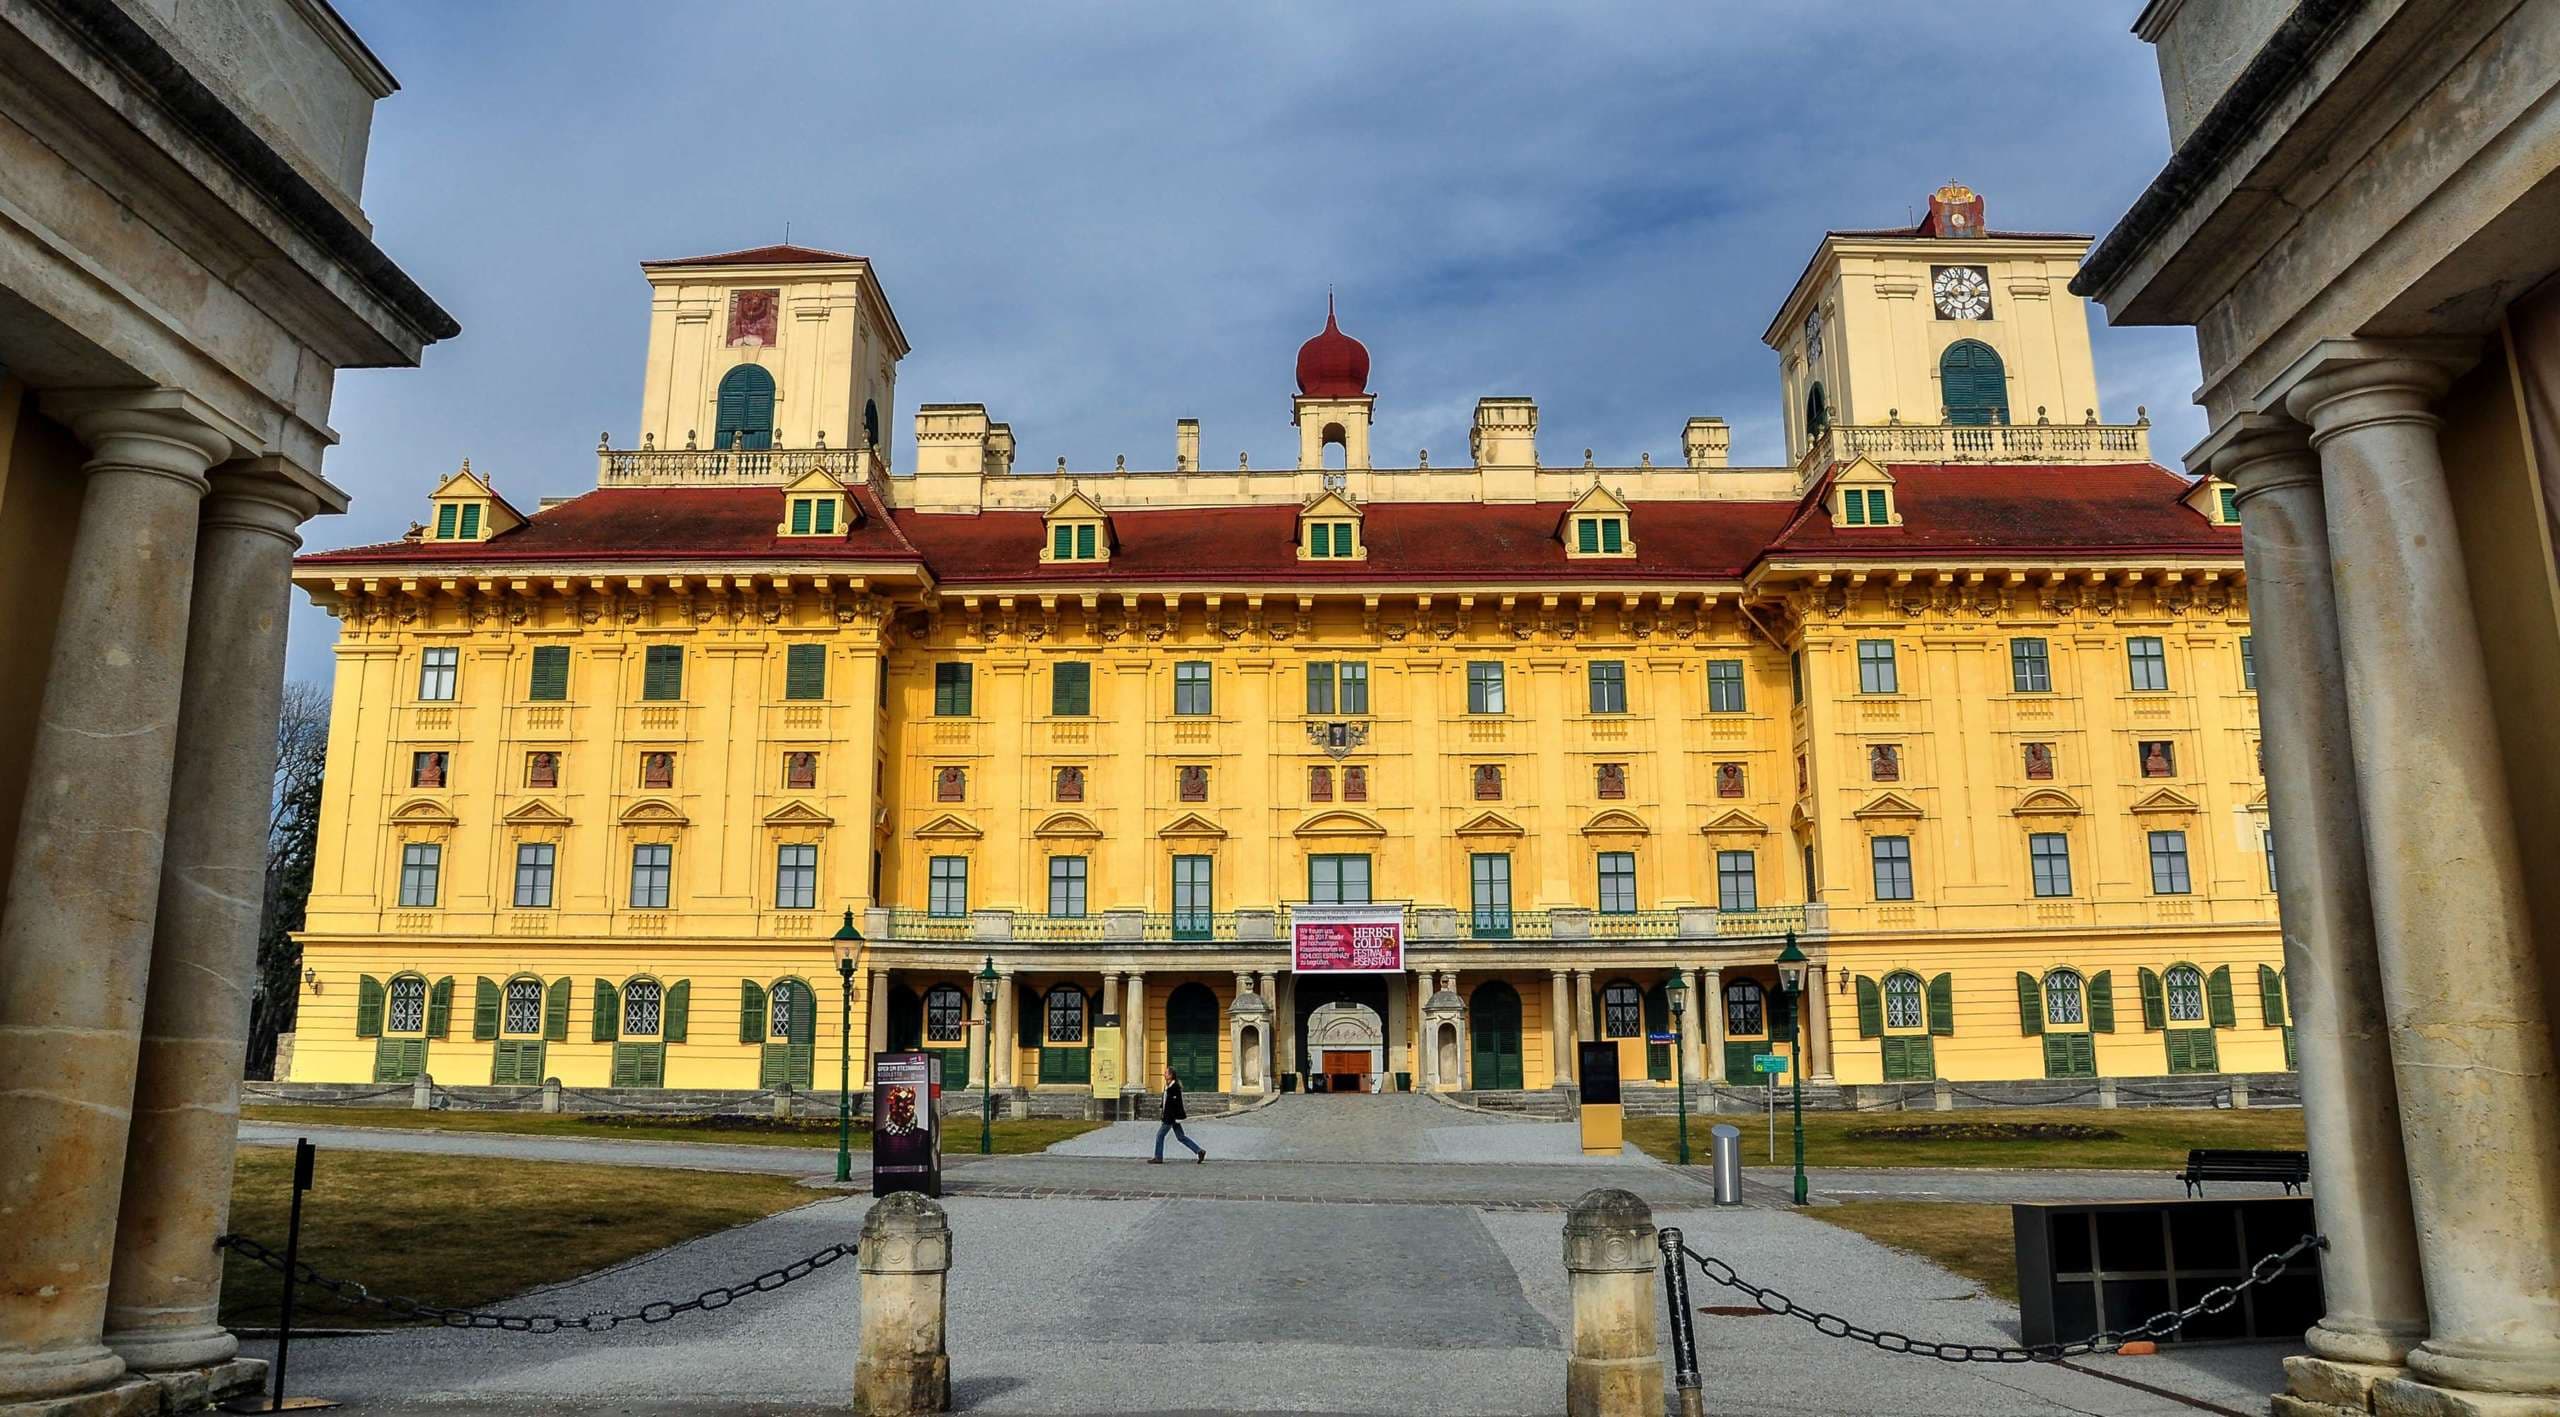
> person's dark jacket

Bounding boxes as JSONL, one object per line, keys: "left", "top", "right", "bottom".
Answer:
{"left": 1162, "top": 1078, "right": 1187, "bottom": 1123}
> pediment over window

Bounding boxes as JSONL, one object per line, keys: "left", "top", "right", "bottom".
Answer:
{"left": 761, "top": 800, "right": 835, "bottom": 826}
{"left": 1158, "top": 812, "right": 1230, "bottom": 839}
{"left": 1580, "top": 809, "right": 1651, "bottom": 836}
{"left": 2010, "top": 789, "right": 2083, "bottom": 816}
{"left": 1041, "top": 488, "right": 1113, "bottom": 564}
{"left": 913, "top": 812, "right": 982, "bottom": 839}
{"left": 618, "top": 798, "right": 689, "bottom": 826}
{"left": 500, "top": 799, "right": 572, "bottom": 826}
{"left": 1454, "top": 810, "right": 1525, "bottom": 838}
{"left": 776, "top": 468, "right": 854, "bottom": 538}
{"left": 2130, "top": 787, "right": 2202, "bottom": 815}
{"left": 1033, "top": 811, "right": 1104, "bottom": 839}
{"left": 390, "top": 798, "right": 461, "bottom": 826}
{"left": 424, "top": 461, "right": 525, "bottom": 544}
{"left": 1701, "top": 808, "right": 1771, "bottom": 836}
{"left": 1292, "top": 809, "right": 1383, "bottom": 838}
{"left": 1788, "top": 803, "right": 1814, "bottom": 834}
{"left": 1829, "top": 456, "right": 1901, "bottom": 529}
{"left": 1296, "top": 490, "right": 1366, "bottom": 562}
{"left": 1851, "top": 790, "right": 1925, "bottom": 819}
{"left": 1560, "top": 483, "right": 1635, "bottom": 559}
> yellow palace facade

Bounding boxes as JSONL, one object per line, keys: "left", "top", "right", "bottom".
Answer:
{"left": 284, "top": 186, "right": 2290, "bottom": 1107}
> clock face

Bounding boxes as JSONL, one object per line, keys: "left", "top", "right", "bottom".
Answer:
{"left": 1803, "top": 308, "right": 1824, "bottom": 361}
{"left": 1932, "top": 266, "right": 1991, "bottom": 320}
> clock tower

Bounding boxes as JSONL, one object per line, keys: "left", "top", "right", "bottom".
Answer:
{"left": 1762, "top": 184, "right": 2107, "bottom": 464}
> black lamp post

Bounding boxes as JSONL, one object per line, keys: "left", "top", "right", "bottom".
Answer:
{"left": 1775, "top": 933, "right": 1809, "bottom": 1205}
{"left": 832, "top": 908, "right": 862, "bottom": 1185}
{"left": 977, "top": 955, "right": 999, "bottom": 1155}
{"left": 1666, "top": 970, "right": 1691, "bottom": 1166}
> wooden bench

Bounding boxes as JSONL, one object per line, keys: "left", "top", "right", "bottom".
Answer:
{"left": 2176, "top": 1147, "right": 2310, "bottom": 1195}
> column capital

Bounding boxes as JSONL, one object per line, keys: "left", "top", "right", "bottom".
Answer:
{"left": 2251, "top": 338, "right": 2476, "bottom": 443}
{"left": 2195, "top": 414, "right": 2319, "bottom": 501}
{"left": 202, "top": 465, "right": 326, "bottom": 549}
{"left": 40, "top": 388, "right": 251, "bottom": 480}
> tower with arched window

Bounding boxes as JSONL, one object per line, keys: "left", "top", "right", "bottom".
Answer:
{"left": 635, "top": 245, "right": 909, "bottom": 462}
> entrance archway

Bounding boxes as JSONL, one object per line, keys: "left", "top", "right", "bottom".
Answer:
{"left": 1166, "top": 982, "right": 1220, "bottom": 1094}
{"left": 886, "top": 982, "right": 921, "bottom": 1052}
{"left": 1469, "top": 981, "right": 1523, "bottom": 1091}
{"left": 1307, "top": 1001, "right": 1383, "bottom": 1092}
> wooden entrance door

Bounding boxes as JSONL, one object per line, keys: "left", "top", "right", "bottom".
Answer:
{"left": 1166, "top": 983, "right": 1220, "bottom": 1094}
{"left": 1321, "top": 1050, "right": 1367, "bottom": 1092}
{"left": 1469, "top": 981, "right": 1524, "bottom": 1090}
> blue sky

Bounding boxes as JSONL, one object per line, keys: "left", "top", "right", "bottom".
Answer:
{"left": 299, "top": 1, "right": 2203, "bottom": 683}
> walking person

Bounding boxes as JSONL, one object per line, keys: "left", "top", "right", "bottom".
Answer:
{"left": 1151, "top": 1065, "right": 1207, "bottom": 1164}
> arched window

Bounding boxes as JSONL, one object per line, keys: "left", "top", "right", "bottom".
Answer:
{"left": 502, "top": 977, "right": 544, "bottom": 1036}
{"left": 714, "top": 365, "right": 776, "bottom": 450}
{"left": 1601, "top": 980, "right": 1643, "bottom": 1039}
{"left": 1883, "top": 972, "right": 1926, "bottom": 1030}
{"left": 2043, "top": 969, "right": 2085, "bottom": 1026}
{"left": 2164, "top": 964, "right": 2206, "bottom": 1022}
{"left": 769, "top": 980, "right": 798, "bottom": 1041}
{"left": 863, "top": 398, "right": 880, "bottom": 449}
{"left": 1045, "top": 985, "right": 1087, "bottom": 1044}
{"left": 386, "top": 975, "right": 428, "bottom": 1034}
{"left": 622, "top": 978, "right": 662, "bottom": 1037}
{"left": 1805, "top": 381, "right": 1829, "bottom": 439}
{"left": 925, "top": 984, "right": 966, "bottom": 1042}
{"left": 1940, "top": 340, "right": 2008, "bottom": 426}
{"left": 1724, "top": 979, "right": 1765, "bottom": 1037}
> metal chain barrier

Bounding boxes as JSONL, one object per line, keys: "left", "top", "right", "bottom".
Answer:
{"left": 215, "top": 1233, "right": 856, "bottom": 1333}
{"left": 558, "top": 1086, "right": 785, "bottom": 1117}
{"left": 1659, "top": 1228, "right": 2324, "bottom": 1365}
{"left": 242, "top": 1083, "right": 414, "bottom": 1104}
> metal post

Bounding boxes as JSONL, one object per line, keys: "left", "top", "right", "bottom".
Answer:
{"left": 1658, "top": 1227, "right": 1704, "bottom": 1417}
{"left": 1671, "top": 1005, "right": 1691, "bottom": 1167}
{"left": 837, "top": 963, "right": 855, "bottom": 1185}
{"left": 978, "top": 958, "right": 997, "bottom": 1156}
{"left": 1710, "top": 1124, "right": 1742, "bottom": 1205}
{"left": 238, "top": 1139, "right": 338, "bottom": 1412}
{"left": 1789, "top": 985, "right": 1808, "bottom": 1206}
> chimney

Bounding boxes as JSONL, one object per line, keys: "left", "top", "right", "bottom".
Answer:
{"left": 910, "top": 404, "right": 991, "bottom": 513}
{"left": 1176, "top": 418, "right": 1199, "bottom": 473}
{"left": 1472, "top": 397, "right": 1539, "bottom": 503}
{"left": 1683, "top": 418, "right": 1730, "bottom": 469}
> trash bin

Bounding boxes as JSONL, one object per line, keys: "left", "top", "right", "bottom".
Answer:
{"left": 1281, "top": 1073, "right": 1297, "bottom": 1094}
{"left": 1711, "top": 1124, "right": 1743, "bottom": 1206}
{"left": 1395, "top": 1071, "right": 1411, "bottom": 1092}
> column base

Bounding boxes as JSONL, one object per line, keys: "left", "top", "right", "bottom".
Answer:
{"left": 2375, "top": 1375, "right": 2560, "bottom": 1416}
{"left": 2407, "top": 1338, "right": 2560, "bottom": 1400}
{"left": 2283, "top": 1355, "right": 2405, "bottom": 1413}
{"left": 101, "top": 1324, "right": 236, "bottom": 1375}
{"left": 0, "top": 1348, "right": 123, "bottom": 1407}
{"left": 2311, "top": 1319, "right": 2426, "bottom": 1369}
{"left": 0, "top": 1357, "right": 261, "bottom": 1417}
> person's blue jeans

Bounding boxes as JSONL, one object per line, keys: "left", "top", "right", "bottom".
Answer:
{"left": 1155, "top": 1119, "right": 1204, "bottom": 1160}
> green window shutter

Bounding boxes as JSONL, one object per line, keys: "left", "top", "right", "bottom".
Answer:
{"left": 1075, "top": 524, "right": 1094, "bottom": 558}
{"left": 593, "top": 979, "right": 619, "bottom": 1042}
{"left": 1842, "top": 492, "right": 1865, "bottom": 526}
{"left": 643, "top": 645, "right": 684, "bottom": 701}
{"left": 2138, "top": 968, "right": 2166, "bottom": 1030}
{"left": 1602, "top": 518, "right": 1623, "bottom": 553}
{"left": 375, "top": 1039, "right": 427, "bottom": 1082}
{"left": 611, "top": 1043, "right": 641, "bottom": 1088}
{"left": 665, "top": 980, "right": 690, "bottom": 1043}
{"left": 759, "top": 1042, "right": 788, "bottom": 1088}
{"left": 786, "top": 643, "right": 826, "bottom": 700}
{"left": 2206, "top": 965, "right": 2236, "bottom": 1028}
{"left": 2042, "top": 1034, "right": 2070, "bottom": 1078}
{"left": 1867, "top": 490, "right": 1888, "bottom": 523}
{"left": 473, "top": 978, "right": 500, "bottom": 1039}
{"left": 428, "top": 976, "right": 454, "bottom": 1039}
{"left": 2015, "top": 972, "right": 2043, "bottom": 1037}
{"left": 1854, "top": 977, "right": 1881, "bottom": 1038}
{"left": 641, "top": 1043, "right": 665, "bottom": 1087}
{"left": 2163, "top": 1030, "right": 2189, "bottom": 1075}
{"left": 1053, "top": 524, "right": 1072, "bottom": 559}
{"left": 435, "top": 504, "right": 458, "bottom": 539}
{"left": 543, "top": 977, "right": 570, "bottom": 1041}
{"left": 529, "top": 645, "right": 570, "bottom": 701}
{"left": 459, "top": 504, "right": 480, "bottom": 539}
{"left": 2088, "top": 971, "right": 2115, "bottom": 1033}
{"left": 815, "top": 499, "right": 836, "bottom": 534}
{"left": 2258, "top": 965, "right": 2285, "bottom": 1028}
{"left": 1309, "top": 524, "right": 1329, "bottom": 557}
{"left": 740, "top": 980, "right": 766, "bottom": 1042}
{"left": 356, "top": 975, "right": 385, "bottom": 1037}
{"left": 2194, "top": 1029, "right": 2220, "bottom": 1072}
{"left": 2283, "top": 1026, "right": 2296, "bottom": 1069}
{"left": 1926, "top": 972, "right": 1955, "bottom": 1036}
{"left": 1577, "top": 519, "right": 1599, "bottom": 552}
{"left": 792, "top": 499, "right": 813, "bottom": 535}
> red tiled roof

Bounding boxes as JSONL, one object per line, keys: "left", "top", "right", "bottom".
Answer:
{"left": 642, "top": 244, "right": 865, "bottom": 268}
{"left": 1765, "top": 463, "right": 2240, "bottom": 559}
{"left": 1824, "top": 225, "right": 2090, "bottom": 242}
{"left": 296, "top": 484, "right": 923, "bottom": 568}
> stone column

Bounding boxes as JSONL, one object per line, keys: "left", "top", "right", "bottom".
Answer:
{"left": 853, "top": 1193, "right": 951, "bottom": 1416}
{"left": 2216, "top": 421, "right": 2427, "bottom": 1370}
{"left": 0, "top": 394, "right": 228, "bottom": 1403}
{"left": 1414, "top": 968, "right": 1436, "bottom": 1088}
{"left": 104, "top": 469, "right": 318, "bottom": 1372}
{"left": 1122, "top": 972, "right": 1145, "bottom": 1091}
{"left": 991, "top": 972, "right": 1015, "bottom": 1089}
{"left": 1574, "top": 970, "right": 1597, "bottom": 1043}
{"left": 1699, "top": 968, "right": 1725, "bottom": 1085}
{"left": 2287, "top": 347, "right": 2560, "bottom": 1398}
{"left": 963, "top": 974, "right": 986, "bottom": 1096}
{"left": 1676, "top": 970, "right": 1705, "bottom": 1089}
{"left": 1804, "top": 965, "right": 1833, "bottom": 1083}
{"left": 1561, "top": 1188, "right": 1663, "bottom": 1417}
{"left": 1549, "top": 970, "right": 1575, "bottom": 1085}
{"left": 1386, "top": 968, "right": 1409, "bottom": 1080}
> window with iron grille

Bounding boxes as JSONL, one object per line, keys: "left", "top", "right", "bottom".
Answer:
{"left": 2127, "top": 636, "right": 2169, "bottom": 691}
{"left": 1173, "top": 661, "right": 1211, "bottom": 715}
{"left": 1857, "top": 640, "right": 1898, "bottom": 694}
{"left": 418, "top": 646, "right": 458, "bottom": 701}
{"left": 769, "top": 985, "right": 796, "bottom": 1041}
{"left": 2148, "top": 830, "right": 2192, "bottom": 895}
{"left": 398, "top": 844, "right": 440, "bottom": 907}
{"left": 630, "top": 843, "right": 672, "bottom": 909}
{"left": 775, "top": 844, "right": 817, "bottom": 910}
{"left": 1587, "top": 660, "right": 1628, "bottom": 714}
{"left": 1717, "top": 850, "right": 1758, "bottom": 911}
{"left": 513, "top": 843, "right": 554, "bottom": 908}
{"left": 1602, "top": 981, "right": 1643, "bottom": 1038}
{"left": 1467, "top": 661, "right": 1505, "bottom": 714}
{"left": 1048, "top": 856, "right": 1087, "bottom": 917}
{"left": 1707, "top": 659, "right": 1746, "bottom": 712}
{"left": 2030, "top": 833, "right": 2072, "bottom": 897}
{"left": 933, "top": 662, "right": 973, "bottom": 716}
{"left": 2010, "top": 637, "right": 2052, "bottom": 693}
{"left": 623, "top": 979, "right": 662, "bottom": 1036}
{"left": 925, "top": 985, "right": 965, "bottom": 1042}
{"left": 1046, "top": 986, "right": 1086, "bottom": 1043}
{"left": 503, "top": 978, "right": 543, "bottom": 1035}
{"left": 2044, "top": 969, "right": 2085, "bottom": 1025}
{"left": 1883, "top": 973, "right": 1925, "bottom": 1029}
{"left": 2165, "top": 963, "right": 2205, "bottom": 1021}
{"left": 1725, "top": 979, "right": 1765, "bottom": 1036}
{"left": 1598, "top": 852, "right": 1637, "bottom": 913}
{"left": 928, "top": 856, "right": 969, "bottom": 917}
{"left": 386, "top": 976, "right": 426, "bottom": 1033}
{"left": 1871, "top": 836, "right": 1913, "bottom": 900}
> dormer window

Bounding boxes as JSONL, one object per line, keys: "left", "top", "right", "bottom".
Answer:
{"left": 1829, "top": 456, "right": 1901, "bottom": 528}
{"left": 1295, "top": 491, "right": 1365, "bottom": 562}
{"left": 1574, "top": 516, "right": 1626, "bottom": 554}
{"left": 788, "top": 496, "right": 838, "bottom": 536}
{"left": 774, "top": 468, "right": 852, "bottom": 538}
{"left": 424, "top": 460, "right": 521, "bottom": 544}
{"left": 1052, "top": 523, "right": 1099, "bottom": 560}
{"left": 1840, "top": 489, "right": 1888, "bottom": 525}
{"left": 2182, "top": 475, "right": 2242, "bottom": 527}
{"left": 1307, "top": 521, "right": 1356, "bottom": 558}
{"left": 1560, "top": 484, "right": 1635, "bottom": 559}
{"left": 1041, "top": 489, "right": 1113, "bottom": 565}
{"left": 435, "top": 504, "right": 480, "bottom": 540}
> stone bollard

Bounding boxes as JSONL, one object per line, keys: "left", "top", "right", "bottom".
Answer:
{"left": 1562, "top": 1187, "right": 1664, "bottom": 1417}
{"left": 1932, "top": 1079, "right": 1954, "bottom": 1112}
{"left": 541, "top": 1078, "right": 562, "bottom": 1113}
{"left": 774, "top": 1083, "right": 796, "bottom": 1122}
{"left": 2228, "top": 1078, "right": 2252, "bottom": 1109}
{"left": 412, "top": 1072, "right": 433, "bottom": 1110}
{"left": 854, "top": 1193, "right": 952, "bottom": 1416}
{"left": 2097, "top": 1077, "right": 2119, "bottom": 1109}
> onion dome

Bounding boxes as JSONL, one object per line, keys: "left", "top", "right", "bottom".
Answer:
{"left": 1294, "top": 295, "right": 1370, "bottom": 398}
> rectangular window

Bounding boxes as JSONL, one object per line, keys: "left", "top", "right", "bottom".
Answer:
{"left": 1467, "top": 661, "right": 1506, "bottom": 714}
{"left": 1307, "top": 853, "right": 1372, "bottom": 904}
{"left": 1587, "top": 660, "right": 1628, "bottom": 714}
{"left": 641, "top": 645, "right": 683, "bottom": 701}
{"left": 1339, "top": 661, "right": 1368, "bottom": 715}
{"left": 928, "top": 856, "right": 969, "bottom": 916}
{"left": 1717, "top": 850, "right": 1758, "bottom": 912}
{"left": 775, "top": 844, "right": 817, "bottom": 910}
{"left": 2148, "top": 830, "right": 2192, "bottom": 895}
{"left": 1052, "top": 661, "right": 1091, "bottom": 716}
{"left": 794, "top": 499, "right": 814, "bottom": 536}
{"left": 1857, "top": 640, "right": 1898, "bottom": 694}
{"left": 459, "top": 503, "right": 480, "bottom": 538}
{"left": 784, "top": 643, "right": 826, "bottom": 700}
{"left": 1173, "top": 661, "right": 1211, "bottom": 715}
{"left": 1306, "top": 661, "right": 1336, "bottom": 715}
{"left": 2029, "top": 833, "right": 2072, "bottom": 898}
{"left": 1871, "top": 836, "right": 1914, "bottom": 901}
{"left": 629, "top": 843, "right": 672, "bottom": 910}
{"left": 1053, "top": 524, "right": 1073, "bottom": 560}
{"left": 1310, "top": 523, "right": 1335, "bottom": 558}
{"left": 513, "top": 843, "right": 554, "bottom": 908}
{"left": 528, "top": 645, "right": 570, "bottom": 701}
{"left": 1470, "top": 853, "right": 1512, "bottom": 934}
{"left": 1597, "top": 852, "right": 1638, "bottom": 913}
{"left": 2127, "top": 636, "right": 2169, "bottom": 691}
{"left": 815, "top": 499, "right": 836, "bottom": 535}
{"left": 398, "top": 843, "right": 441, "bottom": 907}
{"left": 1790, "top": 651, "right": 1804, "bottom": 706}
{"left": 1075, "top": 523, "right": 1095, "bottom": 559}
{"left": 1842, "top": 491, "right": 1867, "bottom": 526}
{"left": 1707, "top": 659, "right": 1746, "bottom": 713}
{"left": 2010, "top": 637, "right": 2052, "bottom": 693}
{"left": 1047, "top": 855, "right": 1088, "bottom": 917}
{"left": 410, "top": 750, "right": 448, "bottom": 789}
{"left": 2240, "top": 636, "right": 2257, "bottom": 691}
{"left": 1577, "top": 518, "right": 1599, "bottom": 553}
{"left": 2264, "top": 829, "right": 2279, "bottom": 893}
{"left": 435, "top": 504, "right": 458, "bottom": 539}
{"left": 1601, "top": 518, "right": 1623, "bottom": 553}
{"left": 1172, "top": 855, "right": 1213, "bottom": 938}
{"left": 933, "top": 662, "right": 973, "bottom": 716}
{"left": 2218, "top": 486, "right": 2239, "bottom": 522}
{"left": 418, "top": 646, "right": 458, "bottom": 701}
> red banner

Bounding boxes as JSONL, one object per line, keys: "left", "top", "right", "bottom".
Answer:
{"left": 1291, "top": 906, "right": 1404, "bottom": 973}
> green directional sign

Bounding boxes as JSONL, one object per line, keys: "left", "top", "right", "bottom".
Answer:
{"left": 1752, "top": 1053, "right": 1788, "bottom": 1074}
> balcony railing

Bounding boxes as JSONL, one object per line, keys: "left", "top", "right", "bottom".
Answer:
{"left": 1711, "top": 905, "right": 1810, "bottom": 939}
{"left": 1587, "top": 908, "right": 1685, "bottom": 940}
{"left": 884, "top": 908, "right": 972, "bottom": 942}
{"left": 868, "top": 902, "right": 1818, "bottom": 945}
{"left": 597, "top": 441, "right": 876, "bottom": 488}
{"left": 1799, "top": 419, "right": 2151, "bottom": 473}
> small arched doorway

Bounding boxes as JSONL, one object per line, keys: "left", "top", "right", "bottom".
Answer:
{"left": 1166, "top": 982, "right": 1220, "bottom": 1094}
{"left": 1469, "top": 981, "right": 1523, "bottom": 1091}
{"left": 715, "top": 364, "right": 776, "bottom": 449}
{"left": 886, "top": 982, "right": 921, "bottom": 1052}
{"left": 1940, "top": 340, "right": 2008, "bottom": 426}
{"left": 762, "top": 978, "right": 816, "bottom": 1089}
{"left": 1308, "top": 1002, "right": 1384, "bottom": 1092}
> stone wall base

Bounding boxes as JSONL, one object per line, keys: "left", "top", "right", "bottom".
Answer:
{"left": 2372, "top": 1377, "right": 2560, "bottom": 1416}
{"left": 2284, "top": 1355, "right": 2405, "bottom": 1412}
{"left": 0, "top": 1359, "right": 264, "bottom": 1417}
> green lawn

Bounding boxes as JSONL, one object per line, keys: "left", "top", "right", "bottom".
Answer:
{"left": 241, "top": 1104, "right": 1103, "bottom": 1156}
{"left": 1624, "top": 1105, "right": 2303, "bottom": 1170}
{"left": 1805, "top": 1202, "right": 2019, "bottom": 1301}
{"left": 223, "top": 1150, "right": 816, "bottom": 1327}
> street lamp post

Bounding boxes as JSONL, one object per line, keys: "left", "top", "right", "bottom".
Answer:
{"left": 1776, "top": 933, "right": 1808, "bottom": 1206}
{"left": 1666, "top": 970, "right": 1691, "bottom": 1166}
{"left": 977, "top": 955, "right": 999, "bottom": 1155}
{"left": 832, "top": 909, "right": 863, "bottom": 1185}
